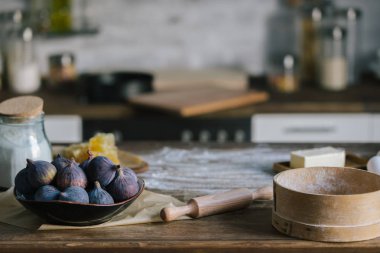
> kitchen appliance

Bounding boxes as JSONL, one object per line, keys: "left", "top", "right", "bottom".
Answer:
{"left": 78, "top": 72, "right": 153, "bottom": 104}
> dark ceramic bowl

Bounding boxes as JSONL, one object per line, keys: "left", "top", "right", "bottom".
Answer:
{"left": 14, "top": 179, "right": 145, "bottom": 226}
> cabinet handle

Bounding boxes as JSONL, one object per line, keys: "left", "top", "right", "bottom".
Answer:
{"left": 284, "top": 126, "right": 336, "bottom": 134}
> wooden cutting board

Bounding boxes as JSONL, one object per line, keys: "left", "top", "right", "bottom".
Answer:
{"left": 129, "top": 88, "right": 269, "bottom": 117}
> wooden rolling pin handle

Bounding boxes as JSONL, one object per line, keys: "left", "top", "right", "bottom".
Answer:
{"left": 252, "top": 185, "right": 274, "bottom": 200}
{"left": 160, "top": 186, "right": 273, "bottom": 222}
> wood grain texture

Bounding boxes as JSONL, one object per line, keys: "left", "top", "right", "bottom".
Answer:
{"left": 1, "top": 143, "right": 380, "bottom": 252}
{"left": 129, "top": 88, "right": 269, "bottom": 117}
{"left": 0, "top": 96, "right": 43, "bottom": 117}
{"left": 273, "top": 167, "right": 380, "bottom": 242}
{"left": 272, "top": 153, "right": 368, "bottom": 173}
{"left": 161, "top": 187, "right": 273, "bottom": 221}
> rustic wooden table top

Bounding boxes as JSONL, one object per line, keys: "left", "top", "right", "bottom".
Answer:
{"left": 1, "top": 142, "right": 380, "bottom": 253}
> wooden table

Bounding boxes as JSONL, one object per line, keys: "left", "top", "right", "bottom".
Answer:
{"left": 1, "top": 142, "right": 380, "bottom": 253}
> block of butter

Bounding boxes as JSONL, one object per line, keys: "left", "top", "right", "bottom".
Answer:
{"left": 290, "top": 146, "right": 345, "bottom": 169}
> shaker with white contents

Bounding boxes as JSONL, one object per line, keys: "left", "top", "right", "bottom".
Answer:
{"left": 6, "top": 27, "right": 41, "bottom": 94}
{"left": 0, "top": 96, "right": 52, "bottom": 189}
{"left": 319, "top": 25, "right": 348, "bottom": 91}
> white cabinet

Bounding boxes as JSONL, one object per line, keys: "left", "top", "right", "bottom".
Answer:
{"left": 251, "top": 113, "right": 374, "bottom": 143}
{"left": 44, "top": 115, "right": 82, "bottom": 143}
{"left": 372, "top": 114, "right": 380, "bottom": 142}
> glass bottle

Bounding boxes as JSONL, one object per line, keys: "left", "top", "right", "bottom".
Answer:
{"left": 0, "top": 113, "right": 52, "bottom": 188}
{"left": 336, "top": 8, "right": 362, "bottom": 85}
{"left": 6, "top": 27, "right": 41, "bottom": 94}
{"left": 49, "top": 0, "right": 72, "bottom": 33}
{"left": 298, "top": 0, "right": 334, "bottom": 84}
{"left": 319, "top": 25, "right": 348, "bottom": 91}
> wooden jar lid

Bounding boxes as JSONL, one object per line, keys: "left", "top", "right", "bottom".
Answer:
{"left": 0, "top": 96, "right": 44, "bottom": 117}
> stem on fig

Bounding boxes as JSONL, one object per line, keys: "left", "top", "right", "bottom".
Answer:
{"left": 94, "top": 181, "right": 101, "bottom": 188}
{"left": 87, "top": 150, "right": 94, "bottom": 160}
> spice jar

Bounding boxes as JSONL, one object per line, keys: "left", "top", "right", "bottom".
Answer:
{"left": 269, "top": 54, "right": 299, "bottom": 93}
{"left": 0, "top": 96, "right": 52, "bottom": 188}
{"left": 48, "top": 52, "right": 76, "bottom": 88}
{"left": 319, "top": 25, "right": 348, "bottom": 91}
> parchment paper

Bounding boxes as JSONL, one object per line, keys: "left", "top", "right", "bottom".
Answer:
{"left": 0, "top": 187, "right": 188, "bottom": 230}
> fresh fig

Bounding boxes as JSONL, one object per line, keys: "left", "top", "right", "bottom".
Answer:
{"left": 56, "top": 158, "right": 87, "bottom": 190}
{"left": 14, "top": 168, "right": 35, "bottom": 196}
{"left": 51, "top": 154, "right": 71, "bottom": 172}
{"left": 79, "top": 150, "right": 94, "bottom": 173}
{"left": 87, "top": 156, "right": 120, "bottom": 187}
{"left": 107, "top": 167, "right": 139, "bottom": 202}
{"left": 26, "top": 159, "right": 57, "bottom": 188}
{"left": 59, "top": 186, "right": 89, "bottom": 204}
{"left": 88, "top": 181, "right": 114, "bottom": 205}
{"left": 34, "top": 185, "right": 60, "bottom": 201}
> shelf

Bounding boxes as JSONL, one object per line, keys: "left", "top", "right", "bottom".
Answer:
{"left": 38, "top": 26, "right": 99, "bottom": 39}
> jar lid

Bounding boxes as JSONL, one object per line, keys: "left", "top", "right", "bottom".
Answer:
{"left": 49, "top": 53, "right": 75, "bottom": 67}
{"left": 0, "top": 96, "right": 43, "bottom": 117}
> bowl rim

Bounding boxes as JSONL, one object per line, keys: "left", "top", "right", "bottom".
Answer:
{"left": 14, "top": 178, "right": 145, "bottom": 207}
{"left": 273, "top": 167, "right": 380, "bottom": 197}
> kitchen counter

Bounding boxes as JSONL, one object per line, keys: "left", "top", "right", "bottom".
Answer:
{"left": 1, "top": 142, "right": 380, "bottom": 253}
{"left": 1, "top": 81, "right": 380, "bottom": 120}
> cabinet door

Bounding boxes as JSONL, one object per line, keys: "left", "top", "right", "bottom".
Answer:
{"left": 372, "top": 114, "right": 380, "bottom": 142}
{"left": 45, "top": 115, "right": 83, "bottom": 143}
{"left": 251, "top": 113, "right": 372, "bottom": 143}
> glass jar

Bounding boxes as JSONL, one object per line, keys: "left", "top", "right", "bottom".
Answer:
{"left": 6, "top": 27, "right": 41, "bottom": 94}
{"left": 0, "top": 113, "right": 52, "bottom": 188}
{"left": 299, "top": 6, "right": 323, "bottom": 84}
{"left": 319, "top": 25, "right": 348, "bottom": 91}
{"left": 48, "top": 52, "right": 77, "bottom": 88}
{"left": 269, "top": 54, "right": 299, "bottom": 93}
{"left": 336, "top": 8, "right": 362, "bottom": 85}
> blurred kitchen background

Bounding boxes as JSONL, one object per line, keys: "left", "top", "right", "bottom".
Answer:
{"left": 0, "top": 0, "right": 380, "bottom": 144}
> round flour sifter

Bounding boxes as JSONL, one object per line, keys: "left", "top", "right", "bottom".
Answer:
{"left": 272, "top": 167, "right": 380, "bottom": 242}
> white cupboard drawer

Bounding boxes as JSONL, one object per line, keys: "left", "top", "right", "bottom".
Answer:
{"left": 251, "top": 113, "right": 372, "bottom": 143}
{"left": 45, "top": 115, "right": 83, "bottom": 143}
{"left": 372, "top": 115, "right": 380, "bottom": 142}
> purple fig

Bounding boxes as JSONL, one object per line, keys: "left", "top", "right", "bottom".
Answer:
{"left": 107, "top": 167, "right": 139, "bottom": 202}
{"left": 26, "top": 159, "right": 57, "bottom": 188}
{"left": 87, "top": 156, "right": 120, "bottom": 187}
{"left": 80, "top": 150, "right": 94, "bottom": 173}
{"left": 34, "top": 185, "right": 60, "bottom": 201}
{"left": 59, "top": 186, "right": 89, "bottom": 204}
{"left": 56, "top": 158, "right": 87, "bottom": 190}
{"left": 51, "top": 154, "right": 71, "bottom": 172}
{"left": 14, "top": 168, "right": 36, "bottom": 196}
{"left": 88, "top": 181, "right": 114, "bottom": 205}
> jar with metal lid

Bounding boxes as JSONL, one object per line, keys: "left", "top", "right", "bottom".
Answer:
{"left": 269, "top": 54, "right": 299, "bottom": 93}
{"left": 319, "top": 25, "right": 348, "bottom": 91}
{"left": 48, "top": 52, "right": 76, "bottom": 88}
{"left": 0, "top": 96, "right": 52, "bottom": 189}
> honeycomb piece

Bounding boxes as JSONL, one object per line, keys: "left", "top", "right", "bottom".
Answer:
{"left": 63, "top": 133, "right": 120, "bottom": 164}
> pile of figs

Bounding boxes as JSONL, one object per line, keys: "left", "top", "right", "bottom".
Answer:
{"left": 14, "top": 153, "right": 140, "bottom": 205}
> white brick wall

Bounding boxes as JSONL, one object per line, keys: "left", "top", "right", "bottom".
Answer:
{"left": 1, "top": 0, "right": 379, "bottom": 75}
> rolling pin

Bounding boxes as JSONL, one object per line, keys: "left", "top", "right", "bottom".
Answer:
{"left": 160, "top": 186, "right": 273, "bottom": 222}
